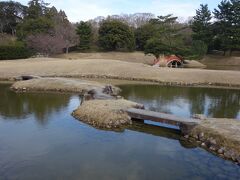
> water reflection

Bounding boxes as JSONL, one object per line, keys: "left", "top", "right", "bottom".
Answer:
{"left": 0, "top": 84, "right": 71, "bottom": 125}
{"left": 120, "top": 85, "right": 240, "bottom": 119}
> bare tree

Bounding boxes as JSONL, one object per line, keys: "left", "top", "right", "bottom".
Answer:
{"left": 107, "top": 13, "right": 155, "bottom": 28}
{"left": 26, "top": 7, "right": 79, "bottom": 55}
{"left": 89, "top": 13, "right": 155, "bottom": 29}
{"left": 88, "top": 16, "right": 105, "bottom": 28}
{"left": 55, "top": 23, "right": 78, "bottom": 53}
{"left": 133, "top": 13, "right": 155, "bottom": 28}
{"left": 50, "top": 8, "right": 78, "bottom": 53}
{"left": 26, "top": 22, "right": 78, "bottom": 55}
{"left": 26, "top": 33, "right": 65, "bottom": 55}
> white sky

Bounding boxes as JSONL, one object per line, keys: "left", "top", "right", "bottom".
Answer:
{"left": 16, "top": 0, "right": 220, "bottom": 22}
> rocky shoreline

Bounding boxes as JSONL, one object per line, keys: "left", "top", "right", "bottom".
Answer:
{"left": 185, "top": 117, "right": 240, "bottom": 165}
{"left": 186, "top": 136, "right": 240, "bottom": 165}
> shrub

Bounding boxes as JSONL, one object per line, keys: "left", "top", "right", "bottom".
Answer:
{"left": 0, "top": 43, "right": 32, "bottom": 60}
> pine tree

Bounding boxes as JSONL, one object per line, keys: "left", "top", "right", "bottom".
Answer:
{"left": 191, "top": 4, "right": 212, "bottom": 50}
{"left": 27, "top": 0, "right": 44, "bottom": 19}
{"left": 17, "top": 0, "right": 53, "bottom": 39}
{"left": 213, "top": 0, "right": 240, "bottom": 55}
{"left": 144, "top": 15, "right": 188, "bottom": 59}
{"left": 0, "top": 1, "right": 26, "bottom": 35}
{"left": 76, "top": 21, "right": 93, "bottom": 50}
{"left": 230, "top": 0, "right": 240, "bottom": 53}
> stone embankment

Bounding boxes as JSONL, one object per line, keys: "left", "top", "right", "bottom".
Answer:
{"left": 185, "top": 116, "right": 240, "bottom": 164}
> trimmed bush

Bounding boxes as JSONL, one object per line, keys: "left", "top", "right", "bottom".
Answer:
{"left": 0, "top": 44, "right": 32, "bottom": 60}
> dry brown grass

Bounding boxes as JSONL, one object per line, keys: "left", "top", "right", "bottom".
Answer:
{"left": 72, "top": 99, "right": 143, "bottom": 129}
{"left": 11, "top": 77, "right": 120, "bottom": 94}
{"left": 0, "top": 34, "right": 16, "bottom": 45}
{"left": 201, "top": 55, "right": 240, "bottom": 71}
{"left": 55, "top": 51, "right": 206, "bottom": 68}
{"left": 0, "top": 58, "right": 240, "bottom": 88}
{"left": 54, "top": 51, "right": 155, "bottom": 64}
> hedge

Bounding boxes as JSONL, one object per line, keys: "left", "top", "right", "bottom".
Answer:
{"left": 0, "top": 44, "right": 32, "bottom": 60}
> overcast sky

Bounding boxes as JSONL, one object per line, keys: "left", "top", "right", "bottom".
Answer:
{"left": 17, "top": 0, "right": 220, "bottom": 22}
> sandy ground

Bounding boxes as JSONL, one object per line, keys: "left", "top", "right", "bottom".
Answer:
{"left": 56, "top": 52, "right": 240, "bottom": 70}
{"left": 54, "top": 51, "right": 155, "bottom": 64}
{"left": 0, "top": 57, "right": 240, "bottom": 88}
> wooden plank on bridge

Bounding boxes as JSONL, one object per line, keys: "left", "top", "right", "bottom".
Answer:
{"left": 126, "top": 108, "right": 200, "bottom": 127}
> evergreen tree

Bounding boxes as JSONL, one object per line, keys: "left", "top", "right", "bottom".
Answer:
{"left": 0, "top": 1, "right": 27, "bottom": 35}
{"left": 76, "top": 21, "right": 93, "bottom": 50}
{"left": 213, "top": 0, "right": 240, "bottom": 55}
{"left": 144, "top": 15, "right": 187, "bottom": 59}
{"left": 134, "top": 23, "right": 158, "bottom": 50}
{"left": 230, "top": 0, "right": 240, "bottom": 52}
{"left": 98, "top": 19, "right": 135, "bottom": 51}
{"left": 191, "top": 4, "right": 212, "bottom": 50}
{"left": 26, "top": 0, "right": 49, "bottom": 19}
{"left": 144, "top": 38, "right": 172, "bottom": 59}
{"left": 151, "top": 15, "right": 184, "bottom": 49}
{"left": 17, "top": 0, "right": 53, "bottom": 39}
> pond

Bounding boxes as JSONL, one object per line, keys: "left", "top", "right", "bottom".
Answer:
{"left": 0, "top": 83, "right": 239, "bottom": 179}
{"left": 119, "top": 85, "right": 240, "bottom": 120}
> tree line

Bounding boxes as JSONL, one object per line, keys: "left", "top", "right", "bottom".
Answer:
{"left": 0, "top": 0, "right": 239, "bottom": 60}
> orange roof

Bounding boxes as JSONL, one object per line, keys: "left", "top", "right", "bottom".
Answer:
{"left": 164, "top": 55, "right": 182, "bottom": 63}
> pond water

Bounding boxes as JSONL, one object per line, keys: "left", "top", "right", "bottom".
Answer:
{"left": 0, "top": 83, "right": 239, "bottom": 180}
{"left": 119, "top": 85, "right": 240, "bottom": 120}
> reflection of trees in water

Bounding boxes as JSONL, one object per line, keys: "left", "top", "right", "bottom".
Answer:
{"left": 204, "top": 90, "right": 240, "bottom": 118}
{"left": 0, "top": 84, "right": 70, "bottom": 125}
{"left": 120, "top": 85, "right": 240, "bottom": 119}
